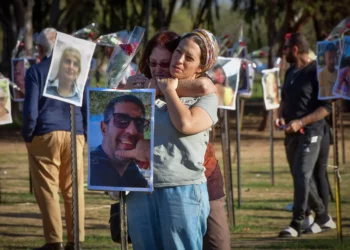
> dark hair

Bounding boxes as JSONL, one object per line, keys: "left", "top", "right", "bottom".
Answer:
{"left": 181, "top": 33, "right": 206, "bottom": 68}
{"left": 212, "top": 64, "right": 227, "bottom": 86}
{"left": 287, "top": 33, "right": 309, "bottom": 54}
{"left": 324, "top": 42, "right": 337, "bottom": 53}
{"left": 139, "top": 30, "right": 180, "bottom": 78}
{"left": 103, "top": 95, "right": 145, "bottom": 123}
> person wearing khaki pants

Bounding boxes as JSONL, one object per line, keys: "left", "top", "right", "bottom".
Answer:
{"left": 26, "top": 132, "right": 85, "bottom": 245}
{"left": 22, "top": 28, "right": 87, "bottom": 250}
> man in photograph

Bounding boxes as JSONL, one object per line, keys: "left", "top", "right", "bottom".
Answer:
{"left": 90, "top": 95, "right": 149, "bottom": 188}
{"left": 318, "top": 43, "right": 338, "bottom": 97}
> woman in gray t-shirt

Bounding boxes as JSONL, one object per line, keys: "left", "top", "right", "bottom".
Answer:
{"left": 124, "top": 29, "right": 220, "bottom": 250}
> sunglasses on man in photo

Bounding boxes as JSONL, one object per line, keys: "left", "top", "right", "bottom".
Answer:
{"left": 106, "top": 113, "right": 150, "bottom": 133}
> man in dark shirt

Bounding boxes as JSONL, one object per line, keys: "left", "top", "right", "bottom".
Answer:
{"left": 275, "top": 33, "right": 334, "bottom": 238}
{"left": 22, "top": 28, "right": 86, "bottom": 250}
{"left": 89, "top": 95, "right": 149, "bottom": 188}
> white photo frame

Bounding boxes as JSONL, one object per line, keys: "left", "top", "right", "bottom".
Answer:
{"left": 0, "top": 78, "right": 13, "bottom": 125}
{"left": 43, "top": 32, "right": 96, "bottom": 106}
{"left": 262, "top": 68, "right": 281, "bottom": 110}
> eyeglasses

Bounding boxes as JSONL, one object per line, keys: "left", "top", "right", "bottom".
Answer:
{"left": 0, "top": 97, "right": 6, "bottom": 101}
{"left": 147, "top": 60, "right": 171, "bottom": 68}
{"left": 107, "top": 113, "right": 150, "bottom": 133}
{"left": 283, "top": 44, "right": 292, "bottom": 50}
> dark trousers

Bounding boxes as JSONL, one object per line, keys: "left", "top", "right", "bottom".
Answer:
{"left": 313, "top": 127, "right": 331, "bottom": 213}
{"left": 285, "top": 133, "right": 325, "bottom": 223}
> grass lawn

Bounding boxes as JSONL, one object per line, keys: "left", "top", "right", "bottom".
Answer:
{"left": 0, "top": 120, "right": 349, "bottom": 249}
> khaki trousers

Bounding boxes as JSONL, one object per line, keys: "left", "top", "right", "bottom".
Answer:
{"left": 26, "top": 131, "right": 85, "bottom": 243}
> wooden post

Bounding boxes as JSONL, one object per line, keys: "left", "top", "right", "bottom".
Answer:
{"left": 220, "top": 109, "right": 235, "bottom": 226}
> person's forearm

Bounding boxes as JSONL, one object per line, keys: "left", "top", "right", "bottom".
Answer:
{"left": 277, "top": 101, "right": 285, "bottom": 118}
{"left": 300, "top": 106, "right": 329, "bottom": 126}
{"left": 163, "top": 89, "right": 194, "bottom": 134}
{"left": 176, "top": 77, "right": 216, "bottom": 97}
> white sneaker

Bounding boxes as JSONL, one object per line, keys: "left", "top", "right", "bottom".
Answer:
{"left": 302, "top": 214, "right": 314, "bottom": 230}
{"left": 304, "top": 222, "right": 322, "bottom": 234}
{"left": 321, "top": 215, "right": 336, "bottom": 229}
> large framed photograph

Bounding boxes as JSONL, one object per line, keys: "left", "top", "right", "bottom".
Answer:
{"left": 43, "top": 31, "right": 96, "bottom": 106}
{"left": 11, "top": 58, "right": 36, "bottom": 101}
{"left": 316, "top": 39, "right": 340, "bottom": 100}
{"left": 209, "top": 56, "right": 241, "bottom": 110}
{"left": 88, "top": 88, "right": 155, "bottom": 192}
{"left": 0, "top": 78, "right": 13, "bottom": 125}
{"left": 262, "top": 68, "right": 280, "bottom": 110}
{"left": 333, "top": 36, "right": 350, "bottom": 99}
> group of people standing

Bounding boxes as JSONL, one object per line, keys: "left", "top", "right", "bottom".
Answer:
{"left": 20, "top": 23, "right": 337, "bottom": 250}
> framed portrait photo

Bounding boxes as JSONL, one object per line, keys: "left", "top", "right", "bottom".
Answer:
{"left": 88, "top": 88, "right": 155, "bottom": 192}
{"left": 262, "top": 68, "right": 281, "bottom": 110}
{"left": 333, "top": 36, "right": 350, "bottom": 99}
{"left": 0, "top": 78, "right": 13, "bottom": 125}
{"left": 43, "top": 31, "right": 96, "bottom": 106}
{"left": 316, "top": 39, "right": 341, "bottom": 100}
{"left": 209, "top": 56, "right": 241, "bottom": 110}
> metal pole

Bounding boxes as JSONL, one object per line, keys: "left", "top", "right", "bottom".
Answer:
{"left": 339, "top": 100, "right": 345, "bottom": 164}
{"left": 70, "top": 104, "right": 79, "bottom": 250}
{"left": 144, "top": 0, "right": 152, "bottom": 43}
{"left": 269, "top": 110, "right": 274, "bottom": 186}
{"left": 236, "top": 97, "right": 241, "bottom": 208}
{"left": 119, "top": 191, "right": 128, "bottom": 249}
{"left": 332, "top": 100, "right": 342, "bottom": 241}
{"left": 220, "top": 109, "right": 235, "bottom": 226}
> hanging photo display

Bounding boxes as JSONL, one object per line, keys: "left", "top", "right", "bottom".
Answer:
{"left": 209, "top": 56, "right": 241, "bottom": 110}
{"left": 333, "top": 36, "right": 350, "bottom": 99}
{"left": 43, "top": 31, "right": 96, "bottom": 106}
{"left": 88, "top": 88, "right": 155, "bottom": 192}
{"left": 316, "top": 39, "right": 341, "bottom": 100}
{"left": 11, "top": 58, "right": 36, "bottom": 101}
{"left": 0, "top": 78, "right": 13, "bottom": 125}
{"left": 238, "top": 60, "right": 255, "bottom": 98}
{"left": 262, "top": 68, "right": 280, "bottom": 110}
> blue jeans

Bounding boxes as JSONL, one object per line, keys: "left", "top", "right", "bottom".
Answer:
{"left": 126, "top": 183, "right": 210, "bottom": 250}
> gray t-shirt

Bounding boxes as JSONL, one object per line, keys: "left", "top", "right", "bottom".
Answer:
{"left": 153, "top": 93, "right": 218, "bottom": 187}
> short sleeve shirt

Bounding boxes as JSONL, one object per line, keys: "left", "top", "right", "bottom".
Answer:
{"left": 153, "top": 93, "right": 218, "bottom": 187}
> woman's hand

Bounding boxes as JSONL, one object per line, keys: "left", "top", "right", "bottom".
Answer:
{"left": 125, "top": 74, "right": 150, "bottom": 89}
{"left": 156, "top": 77, "right": 178, "bottom": 94}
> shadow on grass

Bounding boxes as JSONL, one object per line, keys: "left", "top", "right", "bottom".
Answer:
{"left": 0, "top": 223, "right": 41, "bottom": 228}
{"left": 0, "top": 212, "right": 41, "bottom": 220}
{"left": 0, "top": 232, "right": 40, "bottom": 238}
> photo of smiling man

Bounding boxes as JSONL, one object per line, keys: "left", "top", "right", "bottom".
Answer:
{"left": 88, "top": 88, "right": 154, "bottom": 192}
{"left": 43, "top": 32, "right": 96, "bottom": 106}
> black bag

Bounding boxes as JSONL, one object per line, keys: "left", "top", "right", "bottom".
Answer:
{"left": 109, "top": 202, "right": 132, "bottom": 243}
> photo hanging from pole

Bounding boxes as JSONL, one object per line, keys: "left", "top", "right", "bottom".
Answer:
{"left": 332, "top": 36, "right": 350, "bottom": 99}
{"left": 0, "top": 78, "right": 13, "bottom": 125}
{"left": 238, "top": 59, "right": 255, "bottom": 98}
{"left": 261, "top": 68, "right": 280, "bottom": 110}
{"left": 316, "top": 39, "right": 341, "bottom": 100}
{"left": 43, "top": 31, "right": 96, "bottom": 107}
{"left": 87, "top": 88, "right": 155, "bottom": 192}
{"left": 11, "top": 58, "right": 36, "bottom": 102}
{"left": 208, "top": 56, "right": 241, "bottom": 110}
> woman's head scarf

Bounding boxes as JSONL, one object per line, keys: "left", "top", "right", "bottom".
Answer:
{"left": 187, "top": 29, "right": 220, "bottom": 72}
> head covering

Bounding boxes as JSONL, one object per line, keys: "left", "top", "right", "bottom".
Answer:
{"left": 324, "top": 42, "right": 337, "bottom": 53}
{"left": 188, "top": 29, "right": 220, "bottom": 72}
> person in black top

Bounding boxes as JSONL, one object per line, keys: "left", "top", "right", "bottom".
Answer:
{"left": 275, "top": 33, "right": 335, "bottom": 238}
{"left": 89, "top": 95, "right": 149, "bottom": 188}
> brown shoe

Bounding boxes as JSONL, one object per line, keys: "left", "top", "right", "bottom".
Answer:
{"left": 33, "top": 243, "right": 64, "bottom": 250}
{"left": 64, "top": 242, "right": 83, "bottom": 250}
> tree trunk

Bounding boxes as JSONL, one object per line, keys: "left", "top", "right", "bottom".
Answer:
{"left": 24, "top": 0, "right": 34, "bottom": 57}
